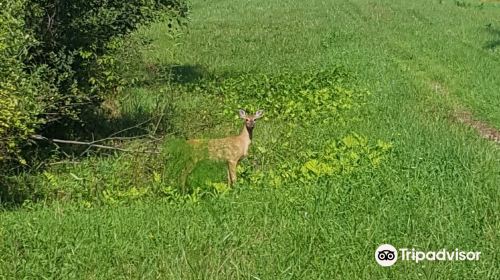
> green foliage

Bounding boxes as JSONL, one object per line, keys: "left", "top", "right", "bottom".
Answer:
{"left": 184, "top": 70, "right": 367, "bottom": 126}
{"left": 299, "top": 134, "right": 392, "bottom": 177}
{"left": 161, "top": 70, "right": 391, "bottom": 192}
{"left": 2, "top": 138, "right": 229, "bottom": 206}
{"left": 161, "top": 138, "right": 230, "bottom": 199}
{"left": 22, "top": 0, "right": 189, "bottom": 123}
{"left": 238, "top": 133, "right": 392, "bottom": 188}
{"left": 1, "top": 67, "right": 388, "bottom": 205}
{"left": 4, "top": 153, "right": 159, "bottom": 206}
{"left": 0, "top": 0, "right": 188, "bottom": 168}
{"left": 0, "top": 0, "right": 44, "bottom": 164}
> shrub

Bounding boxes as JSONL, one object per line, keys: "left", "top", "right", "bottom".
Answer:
{"left": 0, "top": 0, "right": 188, "bottom": 167}
{"left": 23, "top": 0, "right": 189, "bottom": 123}
{"left": 0, "top": 0, "right": 44, "bottom": 164}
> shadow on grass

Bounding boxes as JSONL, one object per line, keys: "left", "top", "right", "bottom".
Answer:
{"left": 140, "top": 63, "right": 212, "bottom": 87}
{"left": 168, "top": 64, "right": 208, "bottom": 84}
{"left": 38, "top": 100, "right": 175, "bottom": 156}
{"left": 140, "top": 63, "right": 243, "bottom": 86}
{"left": 485, "top": 39, "right": 500, "bottom": 49}
{"left": 484, "top": 25, "right": 500, "bottom": 50}
{"left": 0, "top": 104, "right": 172, "bottom": 207}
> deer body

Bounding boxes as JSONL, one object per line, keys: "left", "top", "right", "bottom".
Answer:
{"left": 183, "top": 110, "right": 263, "bottom": 186}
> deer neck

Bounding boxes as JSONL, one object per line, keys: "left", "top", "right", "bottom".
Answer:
{"left": 240, "top": 124, "right": 253, "bottom": 141}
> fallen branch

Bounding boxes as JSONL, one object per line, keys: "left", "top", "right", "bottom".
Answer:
{"left": 30, "top": 134, "right": 160, "bottom": 154}
{"left": 108, "top": 117, "right": 153, "bottom": 138}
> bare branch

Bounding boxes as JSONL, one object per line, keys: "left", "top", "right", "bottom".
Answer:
{"left": 108, "top": 117, "right": 154, "bottom": 138}
{"left": 30, "top": 135, "right": 159, "bottom": 154}
{"left": 48, "top": 161, "right": 80, "bottom": 166}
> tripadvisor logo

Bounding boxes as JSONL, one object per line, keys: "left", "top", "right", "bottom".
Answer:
{"left": 375, "top": 244, "right": 398, "bottom": 267}
{"left": 375, "top": 244, "right": 481, "bottom": 267}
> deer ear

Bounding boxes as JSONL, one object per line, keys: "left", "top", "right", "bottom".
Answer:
{"left": 254, "top": 110, "right": 264, "bottom": 119}
{"left": 239, "top": 109, "right": 247, "bottom": 118}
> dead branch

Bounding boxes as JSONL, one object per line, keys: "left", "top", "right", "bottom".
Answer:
{"left": 108, "top": 117, "right": 153, "bottom": 138}
{"left": 30, "top": 134, "right": 160, "bottom": 154}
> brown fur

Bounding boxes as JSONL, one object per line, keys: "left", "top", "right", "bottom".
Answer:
{"left": 183, "top": 110, "right": 263, "bottom": 186}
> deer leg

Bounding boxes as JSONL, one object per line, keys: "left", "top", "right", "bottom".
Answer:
{"left": 179, "top": 167, "right": 189, "bottom": 193}
{"left": 228, "top": 160, "right": 237, "bottom": 185}
{"left": 180, "top": 160, "right": 195, "bottom": 194}
{"left": 226, "top": 163, "right": 231, "bottom": 186}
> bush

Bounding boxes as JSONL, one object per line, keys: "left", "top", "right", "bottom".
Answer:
{"left": 0, "top": 0, "right": 44, "bottom": 164}
{"left": 23, "top": 0, "right": 188, "bottom": 123}
{"left": 0, "top": 0, "right": 188, "bottom": 167}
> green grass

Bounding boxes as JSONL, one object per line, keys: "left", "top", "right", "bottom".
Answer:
{"left": 1, "top": 0, "right": 499, "bottom": 278}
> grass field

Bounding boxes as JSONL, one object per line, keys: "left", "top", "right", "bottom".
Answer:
{"left": 1, "top": 0, "right": 499, "bottom": 278}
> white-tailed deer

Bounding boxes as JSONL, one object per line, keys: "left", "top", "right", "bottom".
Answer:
{"left": 183, "top": 109, "right": 263, "bottom": 186}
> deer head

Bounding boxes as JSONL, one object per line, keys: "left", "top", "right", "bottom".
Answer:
{"left": 239, "top": 109, "right": 263, "bottom": 130}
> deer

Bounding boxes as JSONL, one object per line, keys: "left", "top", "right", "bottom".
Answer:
{"left": 182, "top": 109, "right": 264, "bottom": 187}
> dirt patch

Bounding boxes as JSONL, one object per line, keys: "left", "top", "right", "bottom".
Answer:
{"left": 454, "top": 110, "right": 500, "bottom": 143}
{"left": 429, "top": 80, "right": 500, "bottom": 143}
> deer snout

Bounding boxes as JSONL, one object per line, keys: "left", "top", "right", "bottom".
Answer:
{"left": 246, "top": 119, "right": 256, "bottom": 128}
